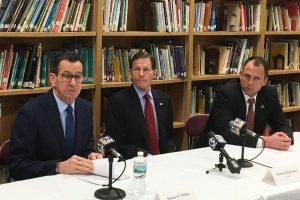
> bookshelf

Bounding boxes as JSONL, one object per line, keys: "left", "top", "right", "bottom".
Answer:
{"left": 0, "top": 0, "right": 99, "bottom": 143}
{"left": 189, "top": 0, "right": 300, "bottom": 133}
{"left": 1, "top": 0, "right": 300, "bottom": 150}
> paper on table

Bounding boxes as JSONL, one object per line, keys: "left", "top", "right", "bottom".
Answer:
{"left": 73, "top": 158, "right": 130, "bottom": 185}
{"left": 92, "top": 158, "right": 118, "bottom": 178}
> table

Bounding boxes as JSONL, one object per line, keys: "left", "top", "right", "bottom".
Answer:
{"left": 0, "top": 133, "right": 299, "bottom": 200}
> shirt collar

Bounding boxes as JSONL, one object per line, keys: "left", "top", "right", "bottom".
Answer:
{"left": 52, "top": 91, "right": 75, "bottom": 113}
{"left": 242, "top": 90, "right": 257, "bottom": 103}
{"left": 133, "top": 85, "right": 153, "bottom": 100}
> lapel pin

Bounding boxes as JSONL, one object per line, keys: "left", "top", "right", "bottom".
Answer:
{"left": 261, "top": 105, "right": 265, "bottom": 109}
{"left": 160, "top": 102, "right": 163, "bottom": 106}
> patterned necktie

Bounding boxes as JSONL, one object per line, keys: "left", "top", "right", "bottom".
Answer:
{"left": 246, "top": 98, "right": 255, "bottom": 131}
{"left": 144, "top": 93, "right": 160, "bottom": 155}
{"left": 65, "top": 105, "right": 75, "bottom": 157}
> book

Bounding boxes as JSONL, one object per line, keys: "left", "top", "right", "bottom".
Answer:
{"left": 204, "top": 46, "right": 219, "bottom": 74}
{"left": 15, "top": 50, "right": 29, "bottom": 89}
{"left": 286, "top": 2, "right": 300, "bottom": 31}
{"left": 81, "top": 1, "right": 91, "bottom": 31}
{"left": 269, "top": 42, "right": 288, "bottom": 70}
{"left": 5, "top": 0, "right": 24, "bottom": 31}
{"left": 224, "top": 2, "right": 240, "bottom": 32}
{"left": 0, "top": 44, "right": 14, "bottom": 90}
{"left": 16, "top": 0, "right": 34, "bottom": 32}
{"left": 253, "top": 4, "right": 260, "bottom": 31}
{"left": 0, "top": 0, "right": 18, "bottom": 31}
{"left": 20, "top": 44, "right": 37, "bottom": 88}
{"left": 193, "top": 43, "right": 201, "bottom": 76}
{"left": 34, "top": 0, "right": 52, "bottom": 32}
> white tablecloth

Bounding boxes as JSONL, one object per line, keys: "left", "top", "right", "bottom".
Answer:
{"left": 0, "top": 133, "right": 300, "bottom": 200}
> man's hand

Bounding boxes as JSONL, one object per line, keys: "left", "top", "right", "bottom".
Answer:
{"left": 56, "top": 155, "right": 94, "bottom": 174}
{"left": 88, "top": 152, "right": 103, "bottom": 160}
{"left": 263, "top": 132, "right": 292, "bottom": 151}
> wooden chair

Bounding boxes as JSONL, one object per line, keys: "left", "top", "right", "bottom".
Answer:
{"left": 0, "top": 140, "right": 10, "bottom": 183}
{"left": 185, "top": 114, "right": 209, "bottom": 149}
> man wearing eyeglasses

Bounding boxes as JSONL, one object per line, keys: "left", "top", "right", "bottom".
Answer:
{"left": 105, "top": 52, "right": 175, "bottom": 159}
{"left": 9, "top": 52, "right": 103, "bottom": 180}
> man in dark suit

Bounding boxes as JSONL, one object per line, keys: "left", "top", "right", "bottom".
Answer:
{"left": 9, "top": 52, "right": 102, "bottom": 180}
{"left": 105, "top": 52, "right": 174, "bottom": 159}
{"left": 198, "top": 56, "right": 293, "bottom": 150}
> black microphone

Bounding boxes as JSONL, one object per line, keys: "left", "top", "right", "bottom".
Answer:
{"left": 97, "top": 135, "right": 124, "bottom": 160}
{"left": 95, "top": 135, "right": 126, "bottom": 199}
{"left": 229, "top": 118, "right": 261, "bottom": 139}
{"left": 208, "top": 132, "right": 241, "bottom": 174}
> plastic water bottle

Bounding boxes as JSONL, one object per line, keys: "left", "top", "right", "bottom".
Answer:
{"left": 132, "top": 151, "right": 147, "bottom": 196}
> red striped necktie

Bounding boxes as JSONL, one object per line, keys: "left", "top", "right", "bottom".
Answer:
{"left": 144, "top": 93, "right": 160, "bottom": 155}
{"left": 246, "top": 98, "right": 255, "bottom": 131}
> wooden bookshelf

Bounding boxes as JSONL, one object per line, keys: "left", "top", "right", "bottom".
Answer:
{"left": 1, "top": 0, "right": 300, "bottom": 150}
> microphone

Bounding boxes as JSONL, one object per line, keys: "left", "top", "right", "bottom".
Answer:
{"left": 94, "top": 135, "right": 127, "bottom": 199}
{"left": 229, "top": 118, "right": 261, "bottom": 139}
{"left": 208, "top": 132, "right": 241, "bottom": 174}
{"left": 97, "top": 135, "right": 124, "bottom": 160}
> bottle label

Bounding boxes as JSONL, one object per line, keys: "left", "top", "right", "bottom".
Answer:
{"left": 134, "top": 165, "right": 147, "bottom": 174}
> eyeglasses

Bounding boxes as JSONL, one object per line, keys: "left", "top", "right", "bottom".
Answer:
{"left": 59, "top": 73, "right": 83, "bottom": 82}
{"left": 131, "top": 67, "right": 153, "bottom": 74}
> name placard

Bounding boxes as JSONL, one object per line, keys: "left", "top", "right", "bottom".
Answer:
{"left": 154, "top": 188, "right": 197, "bottom": 200}
{"left": 262, "top": 164, "right": 300, "bottom": 186}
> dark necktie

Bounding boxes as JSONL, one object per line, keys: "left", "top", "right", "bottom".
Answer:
{"left": 144, "top": 93, "right": 160, "bottom": 155}
{"left": 65, "top": 105, "right": 75, "bottom": 157}
{"left": 246, "top": 98, "right": 255, "bottom": 131}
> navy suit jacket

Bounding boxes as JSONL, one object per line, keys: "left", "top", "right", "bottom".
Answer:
{"left": 9, "top": 89, "right": 94, "bottom": 180}
{"left": 197, "top": 79, "right": 293, "bottom": 147}
{"left": 105, "top": 85, "right": 174, "bottom": 159}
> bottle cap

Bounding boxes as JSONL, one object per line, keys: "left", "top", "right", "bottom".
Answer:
{"left": 137, "top": 151, "right": 144, "bottom": 156}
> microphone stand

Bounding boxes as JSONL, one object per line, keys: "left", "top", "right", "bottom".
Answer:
{"left": 94, "top": 154, "right": 126, "bottom": 199}
{"left": 206, "top": 153, "right": 226, "bottom": 174}
{"left": 216, "top": 153, "right": 226, "bottom": 171}
{"left": 237, "top": 130, "right": 253, "bottom": 168}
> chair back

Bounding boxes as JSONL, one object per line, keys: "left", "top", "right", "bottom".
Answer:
{"left": 0, "top": 140, "right": 10, "bottom": 164}
{"left": 0, "top": 139, "right": 10, "bottom": 183}
{"left": 185, "top": 114, "right": 209, "bottom": 149}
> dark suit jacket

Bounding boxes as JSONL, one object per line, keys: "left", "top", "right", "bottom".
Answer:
{"left": 197, "top": 79, "right": 293, "bottom": 147}
{"left": 105, "top": 85, "right": 174, "bottom": 159}
{"left": 9, "top": 89, "right": 94, "bottom": 180}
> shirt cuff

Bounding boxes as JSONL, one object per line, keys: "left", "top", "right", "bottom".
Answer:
{"left": 256, "top": 137, "right": 263, "bottom": 148}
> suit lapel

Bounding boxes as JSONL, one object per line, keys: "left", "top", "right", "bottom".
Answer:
{"left": 129, "top": 86, "right": 148, "bottom": 145}
{"left": 152, "top": 90, "right": 163, "bottom": 135}
{"left": 45, "top": 90, "right": 66, "bottom": 157}
{"left": 237, "top": 85, "right": 247, "bottom": 119}
{"left": 254, "top": 90, "right": 265, "bottom": 129}
{"left": 74, "top": 99, "right": 83, "bottom": 155}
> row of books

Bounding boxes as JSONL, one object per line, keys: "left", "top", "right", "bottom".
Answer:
{"left": 270, "top": 80, "right": 300, "bottom": 108}
{"left": 194, "top": 1, "right": 260, "bottom": 32}
{"left": 150, "top": 43, "right": 186, "bottom": 80}
{"left": 0, "top": 43, "right": 93, "bottom": 90}
{"left": 102, "top": 43, "right": 186, "bottom": 83}
{"left": 223, "top": 1, "right": 260, "bottom": 32}
{"left": 102, "top": 47, "right": 138, "bottom": 82}
{"left": 265, "top": 39, "right": 300, "bottom": 70}
{"left": 102, "top": 0, "right": 128, "bottom": 32}
{"left": 190, "top": 84, "right": 220, "bottom": 115}
{"left": 193, "top": 38, "right": 253, "bottom": 76}
{"left": 0, "top": 0, "right": 91, "bottom": 32}
{"left": 142, "top": 0, "right": 190, "bottom": 32}
{"left": 266, "top": 2, "right": 300, "bottom": 32}
{"left": 190, "top": 80, "right": 300, "bottom": 116}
